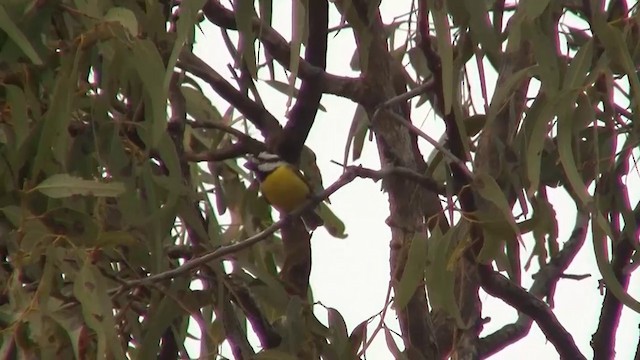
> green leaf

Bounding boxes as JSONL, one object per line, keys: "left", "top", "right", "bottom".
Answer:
{"left": 288, "top": 0, "right": 307, "bottom": 107}
{"left": 163, "top": 0, "right": 207, "bottom": 91}
{"left": 592, "top": 218, "right": 640, "bottom": 312}
{"left": 327, "top": 307, "right": 350, "bottom": 357}
{"left": 181, "top": 86, "right": 223, "bottom": 122}
{"left": 0, "top": 206, "right": 22, "bottom": 226}
{"left": 254, "top": 350, "right": 298, "bottom": 360}
{"left": 523, "top": 96, "right": 555, "bottom": 196}
{"left": 317, "top": 203, "right": 347, "bottom": 239}
{"left": 4, "top": 85, "right": 28, "bottom": 147}
{"left": 343, "top": 104, "right": 369, "bottom": 163}
{"left": 408, "top": 46, "right": 432, "bottom": 80}
{"left": 34, "top": 174, "right": 125, "bottom": 198}
{"left": 526, "top": 19, "right": 560, "bottom": 95}
{"left": 562, "top": 39, "right": 594, "bottom": 90}
{"left": 486, "top": 66, "right": 536, "bottom": 130}
{"left": 523, "top": 0, "right": 551, "bottom": 19}
{"left": 0, "top": 5, "right": 43, "bottom": 65}
{"left": 394, "top": 232, "right": 427, "bottom": 310}
{"left": 425, "top": 227, "right": 463, "bottom": 326}
{"left": 590, "top": 15, "right": 640, "bottom": 121}
{"left": 383, "top": 326, "right": 406, "bottom": 359}
{"left": 131, "top": 39, "right": 167, "bottom": 148}
{"left": 32, "top": 52, "right": 79, "bottom": 177}
{"left": 73, "top": 258, "right": 125, "bottom": 359}
{"left": 461, "top": 0, "right": 502, "bottom": 66}
{"left": 556, "top": 95, "right": 591, "bottom": 207}
{"left": 103, "top": 7, "right": 139, "bottom": 36}
{"left": 333, "top": 0, "right": 372, "bottom": 72}
{"left": 233, "top": 0, "right": 258, "bottom": 78}
{"left": 429, "top": 0, "right": 453, "bottom": 114}
{"left": 138, "top": 279, "right": 191, "bottom": 359}
{"left": 473, "top": 171, "right": 522, "bottom": 262}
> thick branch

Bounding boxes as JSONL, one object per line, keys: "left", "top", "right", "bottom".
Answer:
{"left": 178, "top": 50, "right": 282, "bottom": 139}
{"left": 478, "top": 265, "right": 586, "bottom": 360}
{"left": 278, "top": 0, "right": 328, "bottom": 162}
{"left": 341, "top": 0, "right": 438, "bottom": 357}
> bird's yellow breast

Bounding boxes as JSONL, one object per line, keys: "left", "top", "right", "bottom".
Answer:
{"left": 259, "top": 165, "right": 310, "bottom": 213}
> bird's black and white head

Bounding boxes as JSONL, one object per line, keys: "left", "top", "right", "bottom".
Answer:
{"left": 244, "top": 151, "right": 286, "bottom": 181}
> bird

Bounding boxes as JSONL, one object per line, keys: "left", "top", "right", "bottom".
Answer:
{"left": 244, "top": 151, "right": 324, "bottom": 230}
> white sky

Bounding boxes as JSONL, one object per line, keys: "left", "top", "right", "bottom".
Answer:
{"left": 189, "top": 1, "right": 640, "bottom": 358}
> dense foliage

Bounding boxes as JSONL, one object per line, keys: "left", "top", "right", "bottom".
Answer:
{"left": 0, "top": 0, "right": 639, "bottom": 359}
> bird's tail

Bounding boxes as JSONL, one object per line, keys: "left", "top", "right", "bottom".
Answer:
{"left": 301, "top": 210, "right": 324, "bottom": 231}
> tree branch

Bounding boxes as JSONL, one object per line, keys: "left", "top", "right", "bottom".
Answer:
{"left": 479, "top": 210, "right": 590, "bottom": 357}
{"left": 278, "top": 0, "right": 328, "bottom": 162}
{"left": 478, "top": 265, "right": 587, "bottom": 360}
{"left": 178, "top": 50, "right": 282, "bottom": 139}
{"left": 120, "top": 164, "right": 447, "bottom": 288}
{"left": 182, "top": 119, "right": 265, "bottom": 162}
{"left": 592, "top": 201, "right": 640, "bottom": 359}
{"left": 122, "top": 166, "right": 364, "bottom": 288}
{"left": 202, "top": 0, "right": 365, "bottom": 103}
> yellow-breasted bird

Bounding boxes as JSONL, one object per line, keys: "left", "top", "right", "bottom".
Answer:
{"left": 244, "top": 151, "right": 324, "bottom": 230}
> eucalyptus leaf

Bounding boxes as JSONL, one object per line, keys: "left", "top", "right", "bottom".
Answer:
{"left": 34, "top": 174, "right": 125, "bottom": 198}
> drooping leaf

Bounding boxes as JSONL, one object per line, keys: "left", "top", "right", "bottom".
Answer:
{"left": 523, "top": 95, "right": 555, "bottom": 197}
{"left": 592, "top": 218, "right": 640, "bottom": 312}
{"left": 131, "top": 38, "right": 168, "bottom": 148}
{"left": 103, "top": 7, "right": 139, "bottom": 36}
{"left": 138, "top": 279, "right": 192, "bottom": 359}
{"left": 425, "top": 227, "right": 463, "bottom": 326}
{"left": 523, "top": 0, "right": 552, "bottom": 19}
{"left": 327, "top": 307, "right": 350, "bottom": 357}
{"left": 317, "top": 202, "right": 348, "bottom": 239}
{"left": 181, "top": 85, "right": 223, "bottom": 122}
{"left": 348, "top": 320, "right": 367, "bottom": 356}
{"left": 486, "top": 66, "right": 536, "bottom": 130}
{"left": 4, "top": 85, "right": 29, "bottom": 147}
{"left": 429, "top": 0, "right": 453, "bottom": 114}
{"left": 163, "top": 0, "right": 207, "bottom": 91}
{"left": 233, "top": 0, "right": 259, "bottom": 78}
{"left": 460, "top": 0, "right": 502, "bottom": 66}
{"left": 73, "top": 258, "right": 125, "bottom": 359}
{"left": 394, "top": 232, "right": 427, "bottom": 310}
{"left": 473, "top": 171, "right": 523, "bottom": 262}
{"left": 0, "top": 5, "right": 43, "bottom": 65}
{"left": 526, "top": 18, "right": 561, "bottom": 96}
{"left": 343, "top": 104, "right": 369, "bottom": 164}
{"left": 383, "top": 327, "right": 405, "bottom": 359}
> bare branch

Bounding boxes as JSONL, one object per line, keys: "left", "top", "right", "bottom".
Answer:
{"left": 478, "top": 265, "right": 587, "bottom": 360}
{"left": 479, "top": 210, "right": 590, "bottom": 357}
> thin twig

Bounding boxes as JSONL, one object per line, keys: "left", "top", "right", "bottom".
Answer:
{"left": 121, "top": 164, "right": 444, "bottom": 288}
{"left": 379, "top": 79, "right": 435, "bottom": 108}
{"left": 123, "top": 168, "right": 360, "bottom": 288}
{"left": 358, "top": 281, "right": 394, "bottom": 357}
